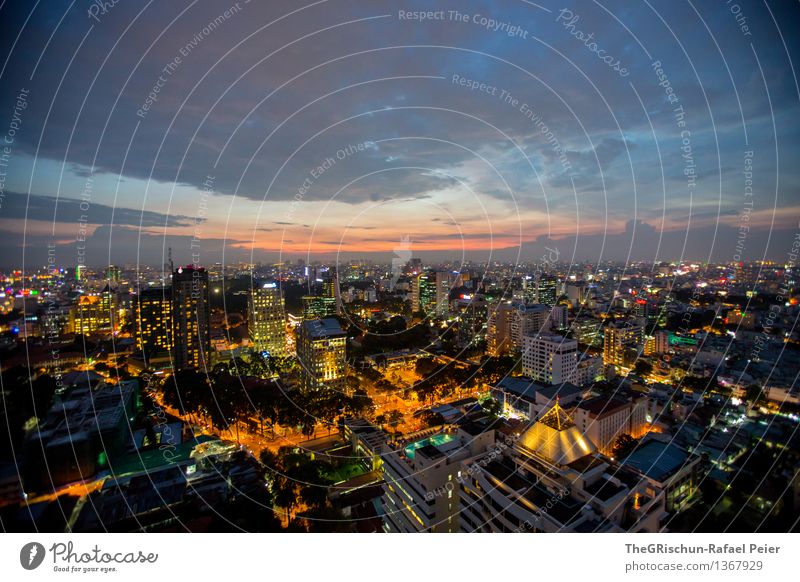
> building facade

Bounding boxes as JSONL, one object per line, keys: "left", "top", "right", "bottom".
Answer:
{"left": 603, "top": 321, "right": 645, "bottom": 369}
{"left": 521, "top": 334, "right": 578, "bottom": 385}
{"left": 249, "top": 283, "right": 287, "bottom": 357}
{"left": 172, "top": 266, "right": 211, "bottom": 370}
{"left": 135, "top": 287, "right": 173, "bottom": 360}
{"left": 297, "top": 318, "right": 347, "bottom": 392}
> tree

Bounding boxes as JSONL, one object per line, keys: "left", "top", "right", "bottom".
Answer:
{"left": 272, "top": 475, "right": 299, "bottom": 522}
{"left": 612, "top": 434, "right": 637, "bottom": 459}
{"left": 480, "top": 397, "right": 502, "bottom": 419}
{"left": 346, "top": 389, "right": 374, "bottom": 417}
{"left": 745, "top": 384, "right": 764, "bottom": 405}
{"left": 419, "top": 410, "right": 445, "bottom": 428}
{"left": 385, "top": 410, "right": 404, "bottom": 434}
{"left": 634, "top": 360, "right": 653, "bottom": 376}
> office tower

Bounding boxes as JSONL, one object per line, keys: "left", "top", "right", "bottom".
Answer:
{"left": 172, "top": 266, "right": 211, "bottom": 370}
{"left": 603, "top": 320, "right": 645, "bottom": 368}
{"left": 316, "top": 267, "right": 343, "bottom": 314}
{"left": 510, "top": 303, "right": 552, "bottom": 352}
{"left": 433, "top": 270, "right": 451, "bottom": 315}
{"left": 297, "top": 318, "right": 346, "bottom": 392}
{"left": 135, "top": 287, "right": 173, "bottom": 359}
{"left": 571, "top": 317, "right": 603, "bottom": 347}
{"left": 411, "top": 272, "right": 435, "bottom": 314}
{"left": 72, "top": 288, "right": 115, "bottom": 335}
{"left": 521, "top": 276, "right": 538, "bottom": 304}
{"left": 249, "top": 282, "right": 286, "bottom": 357}
{"left": 536, "top": 275, "right": 559, "bottom": 306}
{"left": 106, "top": 265, "right": 122, "bottom": 285}
{"left": 521, "top": 334, "right": 578, "bottom": 385}
{"left": 486, "top": 302, "right": 516, "bottom": 356}
{"left": 301, "top": 295, "right": 337, "bottom": 319}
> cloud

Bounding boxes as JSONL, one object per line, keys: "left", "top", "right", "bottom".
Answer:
{"left": 0, "top": 192, "right": 198, "bottom": 228}
{"left": 0, "top": 0, "right": 797, "bottom": 262}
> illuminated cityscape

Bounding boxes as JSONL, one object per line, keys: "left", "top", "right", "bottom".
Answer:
{"left": 0, "top": 0, "right": 798, "bottom": 544}
{"left": 0, "top": 257, "right": 798, "bottom": 533}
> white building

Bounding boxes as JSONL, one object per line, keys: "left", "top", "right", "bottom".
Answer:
{"left": 511, "top": 303, "right": 552, "bottom": 351}
{"left": 575, "top": 354, "right": 604, "bottom": 386}
{"left": 522, "top": 334, "right": 578, "bottom": 385}
{"left": 572, "top": 394, "right": 650, "bottom": 455}
{"left": 380, "top": 425, "right": 494, "bottom": 532}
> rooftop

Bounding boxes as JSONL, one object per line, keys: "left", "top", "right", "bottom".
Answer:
{"left": 517, "top": 403, "right": 597, "bottom": 465}
{"left": 577, "top": 396, "right": 630, "bottom": 417}
{"left": 302, "top": 317, "right": 346, "bottom": 338}
{"left": 621, "top": 438, "right": 693, "bottom": 483}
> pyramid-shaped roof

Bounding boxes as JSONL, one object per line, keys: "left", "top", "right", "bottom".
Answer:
{"left": 517, "top": 402, "right": 596, "bottom": 465}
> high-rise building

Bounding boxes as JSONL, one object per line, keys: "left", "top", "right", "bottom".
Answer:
{"left": 510, "top": 303, "right": 551, "bottom": 352}
{"left": 249, "top": 283, "right": 286, "bottom": 357}
{"left": 297, "top": 318, "right": 347, "bottom": 392}
{"left": 536, "top": 275, "right": 559, "bottom": 306}
{"left": 321, "top": 267, "right": 343, "bottom": 314}
{"left": 521, "top": 334, "right": 578, "bottom": 385}
{"left": 301, "top": 295, "right": 337, "bottom": 319}
{"left": 411, "top": 272, "right": 434, "bottom": 314}
{"left": 486, "top": 303, "right": 516, "bottom": 356}
{"left": 455, "top": 294, "right": 489, "bottom": 346}
{"left": 172, "top": 266, "right": 211, "bottom": 370}
{"left": 380, "top": 426, "right": 495, "bottom": 532}
{"left": 433, "top": 271, "right": 451, "bottom": 316}
{"left": 571, "top": 317, "right": 603, "bottom": 346}
{"left": 654, "top": 329, "right": 670, "bottom": 354}
{"left": 603, "top": 320, "right": 645, "bottom": 369}
{"left": 135, "top": 287, "right": 173, "bottom": 359}
{"left": 565, "top": 281, "right": 587, "bottom": 307}
{"left": 106, "top": 265, "right": 122, "bottom": 285}
{"left": 72, "top": 289, "right": 115, "bottom": 335}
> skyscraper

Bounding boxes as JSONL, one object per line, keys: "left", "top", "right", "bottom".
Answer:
{"left": 486, "top": 302, "right": 516, "bottom": 356}
{"left": 411, "top": 272, "right": 434, "bottom": 314}
{"left": 249, "top": 282, "right": 286, "bottom": 358}
{"left": 72, "top": 288, "right": 115, "bottom": 335}
{"left": 172, "top": 266, "right": 211, "bottom": 370}
{"left": 301, "top": 295, "right": 337, "bottom": 319}
{"left": 135, "top": 287, "right": 173, "bottom": 360}
{"left": 297, "top": 318, "right": 347, "bottom": 393}
{"left": 510, "top": 303, "right": 552, "bottom": 351}
{"left": 412, "top": 270, "right": 450, "bottom": 315}
{"left": 433, "top": 270, "right": 451, "bottom": 316}
{"left": 536, "top": 275, "right": 559, "bottom": 306}
{"left": 603, "top": 320, "right": 645, "bottom": 369}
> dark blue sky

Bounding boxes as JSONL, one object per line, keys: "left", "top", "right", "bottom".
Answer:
{"left": 0, "top": 0, "right": 797, "bottom": 268}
